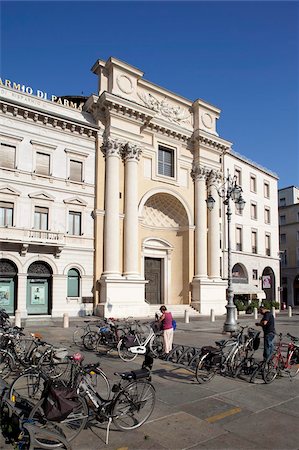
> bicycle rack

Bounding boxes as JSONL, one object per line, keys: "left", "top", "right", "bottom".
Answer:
{"left": 161, "top": 344, "right": 203, "bottom": 372}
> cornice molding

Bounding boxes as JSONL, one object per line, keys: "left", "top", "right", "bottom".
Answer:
{"left": 0, "top": 100, "right": 98, "bottom": 139}
{"left": 92, "top": 92, "right": 192, "bottom": 143}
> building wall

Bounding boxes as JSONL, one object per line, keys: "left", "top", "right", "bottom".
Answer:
{"left": 0, "top": 86, "right": 97, "bottom": 317}
{"left": 0, "top": 58, "right": 282, "bottom": 318}
{"left": 223, "top": 151, "right": 280, "bottom": 303}
{"left": 279, "top": 186, "right": 299, "bottom": 306}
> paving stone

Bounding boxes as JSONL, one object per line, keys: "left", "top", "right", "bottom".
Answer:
{"left": 140, "top": 411, "right": 224, "bottom": 449}
{"left": 197, "top": 431, "right": 257, "bottom": 449}
{"left": 222, "top": 408, "right": 299, "bottom": 449}
{"left": 180, "top": 396, "right": 252, "bottom": 425}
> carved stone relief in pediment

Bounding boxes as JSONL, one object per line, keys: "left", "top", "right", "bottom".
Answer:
{"left": 137, "top": 91, "right": 192, "bottom": 127}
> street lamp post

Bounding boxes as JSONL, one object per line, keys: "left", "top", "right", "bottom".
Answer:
{"left": 206, "top": 169, "right": 246, "bottom": 333}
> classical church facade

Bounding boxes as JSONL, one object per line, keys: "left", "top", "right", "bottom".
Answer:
{"left": 0, "top": 57, "right": 280, "bottom": 318}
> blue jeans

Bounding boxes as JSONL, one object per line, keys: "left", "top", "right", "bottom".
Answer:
{"left": 264, "top": 333, "right": 275, "bottom": 360}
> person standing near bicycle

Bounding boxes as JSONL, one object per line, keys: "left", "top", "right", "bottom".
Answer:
{"left": 256, "top": 305, "right": 276, "bottom": 360}
{"left": 158, "top": 305, "right": 173, "bottom": 355}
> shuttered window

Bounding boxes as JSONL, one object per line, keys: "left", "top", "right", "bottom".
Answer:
{"left": 0, "top": 143, "right": 16, "bottom": 169}
{"left": 68, "top": 211, "right": 81, "bottom": 235}
{"left": 67, "top": 268, "right": 80, "bottom": 297}
{"left": 0, "top": 201, "right": 13, "bottom": 226}
{"left": 34, "top": 206, "right": 48, "bottom": 230}
{"left": 36, "top": 152, "right": 50, "bottom": 175}
{"left": 69, "top": 160, "right": 82, "bottom": 182}
{"left": 158, "top": 146, "right": 174, "bottom": 177}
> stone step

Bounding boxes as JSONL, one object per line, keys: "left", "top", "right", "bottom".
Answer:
{"left": 145, "top": 304, "right": 200, "bottom": 318}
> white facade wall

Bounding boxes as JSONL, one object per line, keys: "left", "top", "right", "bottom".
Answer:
{"left": 0, "top": 87, "right": 96, "bottom": 317}
{"left": 223, "top": 151, "right": 280, "bottom": 302}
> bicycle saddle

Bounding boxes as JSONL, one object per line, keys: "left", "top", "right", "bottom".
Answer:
{"left": 115, "top": 368, "right": 151, "bottom": 380}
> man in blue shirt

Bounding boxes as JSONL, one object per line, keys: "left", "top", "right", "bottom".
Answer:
{"left": 256, "top": 305, "right": 276, "bottom": 360}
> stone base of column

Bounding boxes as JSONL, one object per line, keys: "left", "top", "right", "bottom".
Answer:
{"left": 192, "top": 278, "right": 227, "bottom": 315}
{"left": 96, "top": 277, "right": 149, "bottom": 318}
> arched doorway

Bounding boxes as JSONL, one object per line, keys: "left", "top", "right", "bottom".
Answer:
{"left": 141, "top": 192, "right": 189, "bottom": 306}
{"left": 0, "top": 259, "right": 18, "bottom": 314}
{"left": 262, "top": 267, "right": 276, "bottom": 303}
{"left": 27, "top": 261, "right": 52, "bottom": 315}
{"left": 294, "top": 275, "right": 299, "bottom": 306}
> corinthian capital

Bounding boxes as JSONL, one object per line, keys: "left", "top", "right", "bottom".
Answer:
{"left": 208, "top": 169, "right": 222, "bottom": 186}
{"left": 122, "top": 142, "right": 142, "bottom": 162}
{"left": 191, "top": 163, "right": 209, "bottom": 182}
{"left": 101, "top": 137, "right": 123, "bottom": 158}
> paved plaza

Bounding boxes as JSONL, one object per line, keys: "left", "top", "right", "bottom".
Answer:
{"left": 1, "top": 311, "right": 299, "bottom": 450}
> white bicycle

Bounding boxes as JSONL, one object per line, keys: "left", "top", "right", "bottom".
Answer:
{"left": 117, "top": 323, "right": 163, "bottom": 362}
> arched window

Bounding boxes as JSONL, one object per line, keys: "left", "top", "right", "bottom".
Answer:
{"left": 67, "top": 268, "right": 80, "bottom": 297}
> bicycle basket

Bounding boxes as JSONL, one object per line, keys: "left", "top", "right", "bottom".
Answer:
{"left": 200, "top": 346, "right": 221, "bottom": 364}
{"left": 122, "top": 334, "right": 136, "bottom": 349}
{"left": 41, "top": 381, "right": 80, "bottom": 422}
{"left": 252, "top": 335, "right": 260, "bottom": 351}
{"left": 99, "top": 326, "right": 110, "bottom": 333}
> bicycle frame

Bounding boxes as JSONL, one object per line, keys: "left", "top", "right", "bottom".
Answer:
{"left": 126, "top": 328, "right": 156, "bottom": 355}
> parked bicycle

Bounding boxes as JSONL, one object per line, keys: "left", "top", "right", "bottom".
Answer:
{"left": 28, "top": 364, "right": 155, "bottom": 447}
{"left": 117, "top": 322, "right": 164, "bottom": 362}
{"left": 262, "top": 332, "right": 299, "bottom": 384}
{"left": 79, "top": 317, "right": 134, "bottom": 353}
{"left": 195, "top": 325, "right": 258, "bottom": 383}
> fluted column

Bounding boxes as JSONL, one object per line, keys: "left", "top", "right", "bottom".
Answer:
{"left": 101, "top": 138, "right": 122, "bottom": 277}
{"left": 122, "top": 143, "right": 142, "bottom": 278}
{"left": 191, "top": 164, "right": 209, "bottom": 279}
{"left": 208, "top": 170, "right": 221, "bottom": 279}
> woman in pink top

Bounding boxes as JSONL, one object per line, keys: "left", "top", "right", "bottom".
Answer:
{"left": 159, "top": 305, "right": 173, "bottom": 354}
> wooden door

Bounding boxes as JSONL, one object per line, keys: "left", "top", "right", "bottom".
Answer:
{"left": 145, "top": 257, "right": 162, "bottom": 305}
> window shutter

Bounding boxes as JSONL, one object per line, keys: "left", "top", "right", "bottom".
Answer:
{"left": 36, "top": 152, "right": 50, "bottom": 175}
{"left": 0, "top": 143, "right": 15, "bottom": 169}
{"left": 69, "top": 160, "right": 82, "bottom": 182}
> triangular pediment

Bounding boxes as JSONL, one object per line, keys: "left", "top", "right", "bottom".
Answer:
{"left": 63, "top": 197, "right": 87, "bottom": 207}
{"left": 28, "top": 191, "right": 55, "bottom": 201}
{"left": 0, "top": 185, "right": 21, "bottom": 196}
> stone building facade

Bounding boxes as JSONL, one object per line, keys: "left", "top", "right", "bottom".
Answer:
{"left": 0, "top": 86, "right": 97, "bottom": 317}
{"left": 0, "top": 57, "right": 280, "bottom": 318}
{"left": 278, "top": 186, "right": 299, "bottom": 307}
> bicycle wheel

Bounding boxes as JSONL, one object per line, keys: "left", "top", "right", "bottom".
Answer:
{"left": 112, "top": 380, "right": 155, "bottom": 430}
{"left": 82, "top": 331, "right": 98, "bottom": 351}
{"left": 84, "top": 366, "right": 111, "bottom": 401}
{"left": 39, "top": 353, "right": 70, "bottom": 380}
{"left": 73, "top": 327, "right": 85, "bottom": 346}
{"left": 117, "top": 339, "right": 137, "bottom": 362}
{"left": 195, "top": 354, "right": 216, "bottom": 384}
{"left": 0, "top": 350, "right": 14, "bottom": 379}
{"left": 149, "top": 334, "right": 163, "bottom": 358}
{"left": 9, "top": 371, "right": 47, "bottom": 404}
{"left": 289, "top": 353, "right": 299, "bottom": 378}
{"left": 14, "top": 337, "right": 37, "bottom": 365}
{"left": 28, "top": 395, "right": 88, "bottom": 448}
{"left": 262, "top": 356, "right": 278, "bottom": 384}
{"left": 230, "top": 349, "right": 246, "bottom": 378}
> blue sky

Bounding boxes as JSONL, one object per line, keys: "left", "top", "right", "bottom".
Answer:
{"left": 1, "top": 1, "right": 298, "bottom": 188}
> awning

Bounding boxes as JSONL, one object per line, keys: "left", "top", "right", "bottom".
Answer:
{"left": 232, "top": 284, "right": 266, "bottom": 299}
